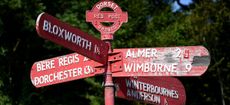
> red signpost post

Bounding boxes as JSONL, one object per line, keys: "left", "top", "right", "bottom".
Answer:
{"left": 36, "top": 12, "right": 109, "bottom": 64}
{"left": 114, "top": 77, "right": 186, "bottom": 105}
{"left": 30, "top": 53, "right": 104, "bottom": 88}
{"left": 86, "top": 1, "right": 128, "bottom": 105}
{"left": 112, "top": 46, "right": 210, "bottom": 77}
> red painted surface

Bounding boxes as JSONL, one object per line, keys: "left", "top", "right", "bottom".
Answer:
{"left": 30, "top": 53, "right": 104, "bottom": 88}
{"left": 86, "top": 0, "right": 128, "bottom": 40}
{"left": 112, "top": 46, "right": 210, "bottom": 77}
{"left": 114, "top": 77, "right": 186, "bottom": 105}
{"left": 36, "top": 12, "right": 108, "bottom": 64}
{"left": 104, "top": 41, "right": 115, "bottom": 105}
{"left": 86, "top": 0, "right": 128, "bottom": 105}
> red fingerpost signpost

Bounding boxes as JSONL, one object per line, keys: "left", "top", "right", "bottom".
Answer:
{"left": 114, "top": 77, "right": 186, "bottom": 105}
{"left": 36, "top": 12, "right": 109, "bottom": 64}
{"left": 31, "top": 0, "right": 211, "bottom": 105}
{"left": 112, "top": 46, "right": 210, "bottom": 77}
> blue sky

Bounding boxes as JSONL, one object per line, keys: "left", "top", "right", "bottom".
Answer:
{"left": 173, "top": 0, "right": 193, "bottom": 11}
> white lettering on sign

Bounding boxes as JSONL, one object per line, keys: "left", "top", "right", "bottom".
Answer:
{"left": 108, "top": 14, "right": 121, "bottom": 19}
{"left": 126, "top": 49, "right": 157, "bottom": 58}
{"left": 185, "top": 63, "right": 192, "bottom": 72}
{"left": 125, "top": 79, "right": 179, "bottom": 99}
{"left": 94, "top": 13, "right": 104, "bottom": 19}
{"left": 84, "top": 66, "right": 94, "bottom": 75}
{"left": 126, "top": 89, "right": 161, "bottom": 104}
{"left": 83, "top": 57, "right": 89, "bottom": 62}
{"left": 43, "top": 20, "right": 94, "bottom": 53}
{"left": 36, "top": 60, "right": 55, "bottom": 72}
{"left": 32, "top": 53, "right": 100, "bottom": 87}
{"left": 94, "top": 44, "right": 100, "bottom": 55}
{"left": 124, "top": 63, "right": 178, "bottom": 73}
{"left": 123, "top": 48, "right": 193, "bottom": 73}
{"left": 174, "top": 47, "right": 181, "bottom": 58}
{"left": 97, "top": 24, "right": 117, "bottom": 33}
{"left": 96, "top": 1, "right": 118, "bottom": 10}
{"left": 58, "top": 54, "right": 79, "bottom": 66}
{"left": 32, "top": 65, "right": 95, "bottom": 86}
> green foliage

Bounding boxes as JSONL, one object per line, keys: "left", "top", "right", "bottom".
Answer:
{"left": 0, "top": 69, "right": 11, "bottom": 105}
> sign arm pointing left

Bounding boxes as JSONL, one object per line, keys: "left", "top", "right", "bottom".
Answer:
{"left": 36, "top": 12, "right": 109, "bottom": 64}
{"left": 30, "top": 53, "right": 105, "bottom": 88}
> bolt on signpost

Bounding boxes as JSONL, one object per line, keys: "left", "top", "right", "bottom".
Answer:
{"left": 86, "top": 0, "right": 128, "bottom": 105}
